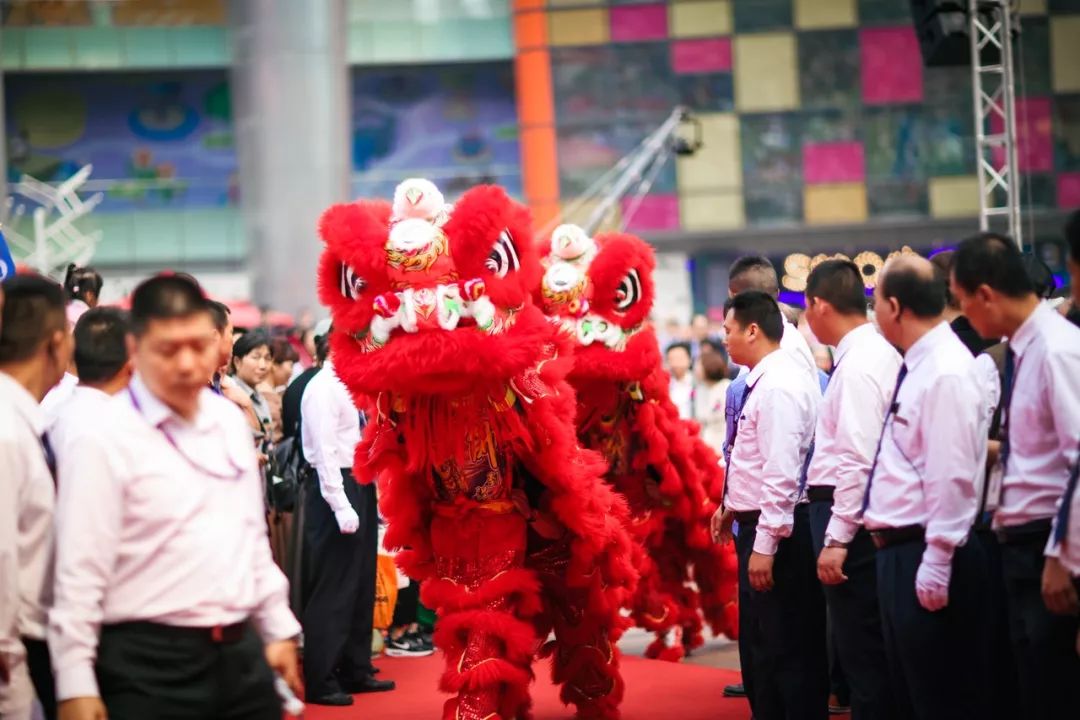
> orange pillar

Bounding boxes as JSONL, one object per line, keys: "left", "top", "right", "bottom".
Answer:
{"left": 512, "top": 0, "right": 561, "bottom": 232}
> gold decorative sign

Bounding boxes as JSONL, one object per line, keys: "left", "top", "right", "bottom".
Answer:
{"left": 781, "top": 246, "right": 920, "bottom": 292}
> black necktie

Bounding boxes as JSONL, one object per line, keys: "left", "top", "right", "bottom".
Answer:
{"left": 1052, "top": 439, "right": 1080, "bottom": 546}
{"left": 999, "top": 345, "right": 1016, "bottom": 472}
{"left": 860, "top": 363, "right": 908, "bottom": 515}
{"left": 41, "top": 433, "right": 57, "bottom": 486}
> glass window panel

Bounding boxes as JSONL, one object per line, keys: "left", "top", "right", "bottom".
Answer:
{"left": 1054, "top": 95, "right": 1080, "bottom": 171}
{"left": 867, "top": 178, "right": 929, "bottom": 217}
{"left": 677, "top": 73, "right": 735, "bottom": 112}
{"left": 858, "top": 0, "right": 911, "bottom": 24}
{"left": 744, "top": 182, "right": 803, "bottom": 225}
{"left": 798, "top": 29, "right": 860, "bottom": 111}
{"left": 610, "top": 42, "right": 678, "bottom": 123}
{"left": 800, "top": 109, "right": 860, "bottom": 144}
{"left": 557, "top": 121, "right": 677, "bottom": 199}
{"left": 863, "top": 106, "right": 924, "bottom": 182}
{"left": 1017, "top": 17, "right": 1051, "bottom": 96}
{"left": 551, "top": 46, "right": 617, "bottom": 126}
{"left": 741, "top": 112, "right": 802, "bottom": 184}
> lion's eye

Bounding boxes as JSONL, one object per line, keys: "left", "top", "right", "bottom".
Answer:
{"left": 485, "top": 229, "right": 519, "bottom": 278}
{"left": 614, "top": 269, "right": 641, "bottom": 312}
{"left": 340, "top": 264, "right": 366, "bottom": 300}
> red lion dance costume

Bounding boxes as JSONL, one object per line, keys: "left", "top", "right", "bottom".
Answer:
{"left": 316, "top": 180, "right": 637, "bottom": 720}
{"left": 537, "top": 225, "right": 738, "bottom": 662}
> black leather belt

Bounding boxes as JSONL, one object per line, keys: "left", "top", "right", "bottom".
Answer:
{"left": 996, "top": 518, "right": 1053, "bottom": 546}
{"left": 105, "top": 620, "right": 249, "bottom": 644}
{"left": 870, "top": 524, "right": 925, "bottom": 549}
{"left": 734, "top": 510, "right": 761, "bottom": 525}
{"left": 807, "top": 486, "right": 834, "bottom": 502}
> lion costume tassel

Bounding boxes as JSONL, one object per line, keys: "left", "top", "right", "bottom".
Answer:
{"left": 316, "top": 180, "right": 637, "bottom": 719}
{"left": 537, "top": 225, "right": 739, "bottom": 661}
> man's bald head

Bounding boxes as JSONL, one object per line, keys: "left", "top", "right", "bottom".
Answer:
{"left": 728, "top": 255, "right": 779, "bottom": 297}
{"left": 878, "top": 255, "right": 945, "bottom": 319}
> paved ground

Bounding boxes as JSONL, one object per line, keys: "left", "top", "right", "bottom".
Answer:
{"left": 618, "top": 627, "right": 742, "bottom": 671}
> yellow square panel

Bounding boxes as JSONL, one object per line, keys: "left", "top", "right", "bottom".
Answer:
{"left": 734, "top": 33, "right": 799, "bottom": 112}
{"left": 671, "top": 0, "right": 732, "bottom": 38}
{"left": 1018, "top": 0, "right": 1046, "bottom": 14}
{"left": 549, "top": 8, "right": 609, "bottom": 47}
{"left": 677, "top": 113, "right": 741, "bottom": 193}
{"left": 1051, "top": 17, "right": 1080, "bottom": 93}
{"left": 680, "top": 192, "right": 745, "bottom": 231}
{"left": 804, "top": 183, "right": 867, "bottom": 225}
{"left": 794, "top": 0, "right": 856, "bottom": 29}
{"left": 928, "top": 176, "right": 980, "bottom": 219}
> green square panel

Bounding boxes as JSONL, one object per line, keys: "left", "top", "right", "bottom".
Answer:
{"left": 347, "top": 23, "right": 375, "bottom": 64}
{"left": 132, "top": 211, "right": 185, "bottom": 264}
{"left": 2, "top": 29, "right": 25, "bottom": 69}
{"left": 863, "top": 106, "right": 924, "bottom": 181}
{"left": 73, "top": 27, "right": 123, "bottom": 69}
{"left": 183, "top": 209, "right": 244, "bottom": 262}
{"left": 552, "top": 46, "right": 618, "bottom": 126}
{"left": 1017, "top": 18, "right": 1051, "bottom": 96}
{"left": 370, "top": 20, "right": 424, "bottom": 63}
{"left": 81, "top": 213, "right": 138, "bottom": 266}
{"left": 798, "top": 29, "right": 860, "bottom": 110}
{"left": 421, "top": 20, "right": 470, "bottom": 61}
{"left": 741, "top": 112, "right": 802, "bottom": 185}
{"left": 733, "top": 0, "right": 793, "bottom": 32}
{"left": 867, "top": 178, "right": 929, "bottom": 217}
{"left": 744, "top": 181, "right": 803, "bottom": 225}
{"left": 859, "top": 0, "right": 911, "bottom": 24}
{"left": 1055, "top": 95, "right": 1080, "bottom": 171}
{"left": 124, "top": 28, "right": 174, "bottom": 68}
{"left": 24, "top": 28, "right": 75, "bottom": 69}
{"left": 172, "top": 27, "right": 229, "bottom": 67}
{"left": 801, "top": 109, "right": 860, "bottom": 143}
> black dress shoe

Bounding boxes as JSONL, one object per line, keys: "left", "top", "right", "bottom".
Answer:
{"left": 723, "top": 683, "right": 747, "bottom": 698}
{"left": 308, "top": 692, "right": 354, "bottom": 706}
{"left": 342, "top": 676, "right": 396, "bottom": 693}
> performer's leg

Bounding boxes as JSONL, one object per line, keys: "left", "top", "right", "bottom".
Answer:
{"left": 423, "top": 510, "right": 540, "bottom": 720}
{"left": 533, "top": 535, "right": 626, "bottom": 720}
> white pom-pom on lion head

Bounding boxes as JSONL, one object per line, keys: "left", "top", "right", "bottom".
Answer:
{"left": 392, "top": 178, "right": 445, "bottom": 222}
{"left": 549, "top": 224, "right": 596, "bottom": 264}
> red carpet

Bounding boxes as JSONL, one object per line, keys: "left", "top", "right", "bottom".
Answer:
{"left": 302, "top": 654, "right": 750, "bottom": 719}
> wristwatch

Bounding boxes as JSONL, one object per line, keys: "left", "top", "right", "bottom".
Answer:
{"left": 824, "top": 536, "right": 848, "bottom": 549}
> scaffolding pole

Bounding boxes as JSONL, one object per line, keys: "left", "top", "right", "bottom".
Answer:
{"left": 969, "top": 0, "right": 1022, "bottom": 248}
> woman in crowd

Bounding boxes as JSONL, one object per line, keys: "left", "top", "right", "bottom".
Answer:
{"left": 694, "top": 337, "right": 731, "bottom": 458}
{"left": 62, "top": 264, "right": 103, "bottom": 328}
{"left": 230, "top": 331, "right": 276, "bottom": 446}
{"left": 262, "top": 338, "right": 299, "bottom": 443}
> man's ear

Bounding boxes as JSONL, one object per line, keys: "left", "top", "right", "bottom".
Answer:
{"left": 975, "top": 284, "right": 995, "bottom": 305}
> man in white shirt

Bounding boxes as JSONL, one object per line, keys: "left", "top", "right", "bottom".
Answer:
{"left": 0, "top": 274, "right": 72, "bottom": 720}
{"left": 665, "top": 341, "right": 696, "bottom": 420}
{"left": 48, "top": 307, "right": 133, "bottom": 456}
{"left": 950, "top": 233, "right": 1080, "bottom": 714}
{"left": 712, "top": 291, "right": 827, "bottom": 720}
{"left": 803, "top": 260, "right": 901, "bottom": 720}
{"left": 49, "top": 274, "right": 301, "bottom": 720}
{"left": 865, "top": 255, "right": 989, "bottom": 718}
{"left": 300, "top": 345, "right": 394, "bottom": 705}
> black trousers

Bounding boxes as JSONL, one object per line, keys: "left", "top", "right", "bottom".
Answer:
{"left": 302, "top": 470, "right": 378, "bottom": 697}
{"left": 875, "top": 537, "right": 989, "bottom": 720}
{"left": 998, "top": 528, "right": 1080, "bottom": 718}
{"left": 808, "top": 500, "right": 895, "bottom": 720}
{"left": 22, "top": 637, "right": 56, "bottom": 720}
{"left": 392, "top": 580, "right": 420, "bottom": 628}
{"left": 736, "top": 505, "right": 829, "bottom": 720}
{"left": 96, "top": 622, "right": 278, "bottom": 720}
{"left": 972, "top": 528, "right": 1020, "bottom": 720}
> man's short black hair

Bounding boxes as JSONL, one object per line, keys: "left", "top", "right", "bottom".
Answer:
{"left": 952, "top": 233, "right": 1035, "bottom": 299}
{"left": 1065, "top": 209, "right": 1079, "bottom": 265}
{"left": 130, "top": 273, "right": 211, "bottom": 337}
{"left": 0, "top": 274, "right": 67, "bottom": 363}
{"left": 729, "top": 255, "right": 779, "bottom": 297}
{"left": 699, "top": 336, "right": 726, "bottom": 355}
{"left": 73, "top": 307, "right": 130, "bottom": 383}
{"left": 208, "top": 300, "right": 231, "bottom": 332}
{"left": 723, "top": 290, "right": 784, "bottom": 342}
{"left": 315, "top": 331, "right": 331, "bottom": 365}
{"left": 806, "top": 259, "right": 867, "bottom": 316}
{"left": 929, "top": 250, "right": 959, "bottom": 309}
{"left": 665, "top": 341, "right": 692, "bottom": 359}
{"left": 880, "top": 262, "right": 946, "bottom": 319}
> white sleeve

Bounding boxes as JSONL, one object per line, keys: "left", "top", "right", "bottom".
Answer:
{"left": 0, "top": 439, "right": 24, "bottom": 666}
{"left": 753, "top": 388, "right": 810, "bottom": 555}
{"left": 301, "top": 381, "right": 351, "bottom": 514}
{"left": 1045, "top": 347, "right": 1080, "bottom": 557}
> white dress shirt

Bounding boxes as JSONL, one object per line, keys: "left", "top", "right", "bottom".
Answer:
{"left": 726, "top": 348, "right": 820, "bottom": 555}
{"left": 972, "top": 350, "right": 1003, "bottom": 513}
{"left": 40, "top": 371, "right": 77, "bottom": 427}
{"left": 1055, "top": 457, "right": 1080, "bottom": 576}
{"left": 49, "top": 374, "right": 300, "bottom": 701}
{"left": 0, "top": 373, "right": 55, "bottom": 717}
{"left": 668, "top": 372, "right": 696, "bottom": 421}
{"left": 807, "top": 323, "right": 903, "bottom": 545}
{"left": 991, "top": 302, "right": 1080, "bottom": 531}
{"left": 300, "top": 361, "right": 361, "bottom": 514}
{"left": 863, "top": 322, "right": 984, "bottom": 563}
{"left": 47, "top": 384, "right": 111, "bottom": 458}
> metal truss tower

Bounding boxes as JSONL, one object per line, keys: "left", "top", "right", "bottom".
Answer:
{"left": 969, "top": 0, "right": 1022, "bottom": 248}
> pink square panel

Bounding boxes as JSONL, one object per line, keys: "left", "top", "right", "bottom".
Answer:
{"left": 860, "top": 27, "right": 923, "bottom": 104}
{"left": 991, "top": 97, "right": 1053, "bottom": 173}
{"left": 1058, "top": 173, "right": 1080, "bottom": 209}
{"left": 621, "top": 194, "right": 681, "bottom": 231}
{"left": 804, "top": 141, "right": 866, "bottom": 184}
{"left": 610, "top": 3, "right": 668, "bottom": 42}
{"left": 672, "top": 38, "right": 733, "bottom": 74}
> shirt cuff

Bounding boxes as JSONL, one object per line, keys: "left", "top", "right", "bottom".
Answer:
{"left": 1044, "top": 532, "right": 1062, "bottom": 559}
{"left": 254, "top": 606, "right": 302, "bottom": 646}
{"left": 825, "top": 514, "right": 859, "bottom": 545}
{"left": 752, "top": 529, "right": 780, "bottom": 556}
{"left": 56, "top": 662, "right": 100, "bottom": 701}
{"left": 922, "top": 540, "right": 955, "bottom": 566}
